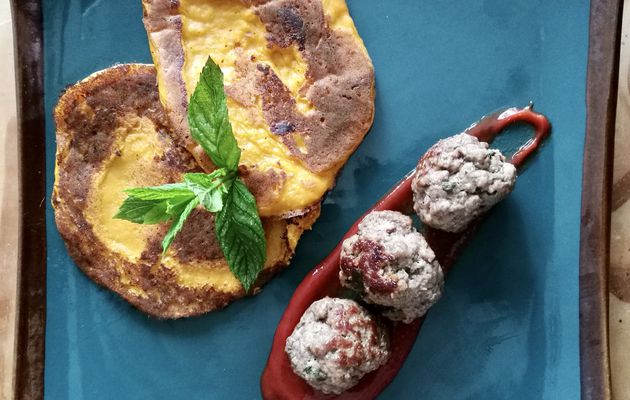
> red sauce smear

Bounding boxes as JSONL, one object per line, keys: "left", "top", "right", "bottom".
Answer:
{"left": 261, "top": 104, "right": 551, "bottom": 400}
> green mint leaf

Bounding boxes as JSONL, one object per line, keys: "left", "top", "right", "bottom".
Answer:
{"left": 114, "top": 184, "right": 195, "bottom": 224}
{"left": 117, "top": 56, "right": 268, "bottom": 267}
{"left": 123, "top": 183, "right": 192, "bottom": 200}
{"left": 114, "top": 197, "right": 172, "bottom": 224}
{"left": 184, "top": 170, "right": 231, "bottom": 213}
{"left": 162, "top": 197, "right": 200, "bottom": 255}
{"left": 164, "top": 196, "right": 197, "bottom": 217}
{"left": 215, "top": 178, "right": 267, "bottom": 292}
{"left": 188, "top": 56, "right": 241, "bottom": 171}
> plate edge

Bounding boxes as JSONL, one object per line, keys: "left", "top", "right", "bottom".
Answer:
{"left": 11, "top": 1, "right": 46, "bottom": 400}
{"left": 579, "top": 0, "right": 622, "bottom": 399}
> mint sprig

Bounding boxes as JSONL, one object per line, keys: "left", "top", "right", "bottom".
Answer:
{"left": 215, "top": 178, "right": 267, "bottom": 291}
{"left": 162, "top": 197, "right": 199, "bottom": 255}
{"left": 113, "top": 184, "right": 194, "bottom": 224}
{"left": 184, "top": 170, "right": 232, "bottom": 213}
{"left": 188, "top": 56, "right": 241, "bottom": 171}
{"left": 115, "top": 56, "right": 267, "bottom": 291}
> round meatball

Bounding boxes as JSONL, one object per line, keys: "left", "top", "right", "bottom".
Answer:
{"left": 412, "top": 133, "right": 516, "bottom": 233}
{"left": 285, "top": 297, "right": 389, "bottom": 394}
{"left": 340, "top": 210, "right": 443, "bottom": 323}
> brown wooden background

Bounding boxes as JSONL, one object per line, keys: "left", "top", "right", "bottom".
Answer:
{"left": 1, "top": 0, "right": 19, "bottom": 397}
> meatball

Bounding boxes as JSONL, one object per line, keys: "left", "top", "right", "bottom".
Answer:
{"left": 340, "top": 210, "right": 443, "bottom": 323}
{"left": 285, "top": 297, "right": 389, "bottom": 394}
{"left": 412, "top": 133, "right": 516, "bottom": 233}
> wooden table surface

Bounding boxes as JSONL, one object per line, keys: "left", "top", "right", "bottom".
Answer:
{"left": 610, "top": 2, "right": 630, "bottom": 400}
{"left": 0, "top": 1, "right": 19, "bottom": 399}
{"left": 2, "top": 3, "right": 630, "bottom": 400}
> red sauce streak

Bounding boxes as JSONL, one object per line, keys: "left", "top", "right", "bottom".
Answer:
{"left": 261, "top": 105, "right": 551, "bottom": 400}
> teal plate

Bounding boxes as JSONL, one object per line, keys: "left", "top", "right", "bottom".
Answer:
{"left": 41, "top": 1, "right": 589, "bottom": 399}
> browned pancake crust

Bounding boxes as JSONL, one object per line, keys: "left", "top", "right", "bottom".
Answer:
{"left": 142, "top": 0, "right": 375, "bottom": 214}
{"left": 249, "top": 0, "right": 374, "bottom": 172}
{"left": 53, "top": 64, "right": 319, "bottom": 318}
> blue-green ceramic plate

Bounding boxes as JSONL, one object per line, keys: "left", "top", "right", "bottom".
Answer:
{"left": 43, "top": 1, "right": 588, "bottom": 398}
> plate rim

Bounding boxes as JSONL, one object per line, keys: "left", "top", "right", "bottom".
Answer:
{"left": 11, "top": 1, "right": 618, "bottom": 399}
{"left": 12, "top": 1, "right": 46, "bottom": 399}
{"left": 579, "top": 0, "right": 622, "bottom": 399}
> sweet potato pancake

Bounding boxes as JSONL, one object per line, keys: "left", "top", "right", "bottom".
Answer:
{"left": 53, "top": 64, "right": 319, "bottom": 318}
{"left": 143, "top": 0, "right": 375, "bottom": 217}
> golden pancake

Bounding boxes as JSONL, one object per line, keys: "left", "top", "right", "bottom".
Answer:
{"left": 142, "top": 0, "right": 375, "bottom": 217}
{"left": 53, "top": 64, "right": 319, "bottom": 318}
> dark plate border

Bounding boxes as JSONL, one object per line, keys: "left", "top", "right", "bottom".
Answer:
{"left": 579, "top": 0, "right": 622, "bottom": 399}
{"left": 11, "top": 1, "right": 46, "bottom": 400}
{"left": 10, "top": 1, "right": 619, "bottom": 399}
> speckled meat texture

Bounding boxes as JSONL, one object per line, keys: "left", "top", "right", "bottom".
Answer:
{"left": 340, "top": 211, "right": 444, "bottom": 323}
{"left": 285, "top": 297, "right": 389, "bottom": 395}
{"left": 412, "top": 133, "right": 517, "bottom": 233}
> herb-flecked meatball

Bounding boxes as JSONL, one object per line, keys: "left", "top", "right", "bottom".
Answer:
{"left": 412, "top": 133, "right": 516, "bottom": 233}
{"left": 340, "top": 210, "right": 444, "bottom": 323}
{"left": 285, "top": 297, "right": 390, "bottom": 394}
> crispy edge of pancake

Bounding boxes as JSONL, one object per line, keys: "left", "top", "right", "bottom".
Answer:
{"left": 142, "top": 0, "right": 375, "bottom": 217}
{"left": 52, "top": 64, "right": 320, "bottom": 318}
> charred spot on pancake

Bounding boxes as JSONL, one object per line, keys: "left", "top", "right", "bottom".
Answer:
{"left": 262, "top": 5, "right": 306, "bottom": 50}
{"left": 254, "top": 0, "right": 326, "bottom": 51}
{"left": 240, "top": 165, "right": 287, "bottom": 205}
{"left": 255, "top": 63, "right": 307, "bottom": 150}
{"left": 142, "top": 0, "right": 181, "bottom": 33}
{"left": 171, "top": 209, "right": 224, "bottom": 263}
{"left": 256, "top": 62, "right": 297, "bottom": 121}
{"left": 156, "top": 134, "right": 200, "bottom": 178}
{"left": 140, "top": 228, "right": 167, "bottom": 265}
{"left": 271, "top": 120, "right": 295, "bottom": 135}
